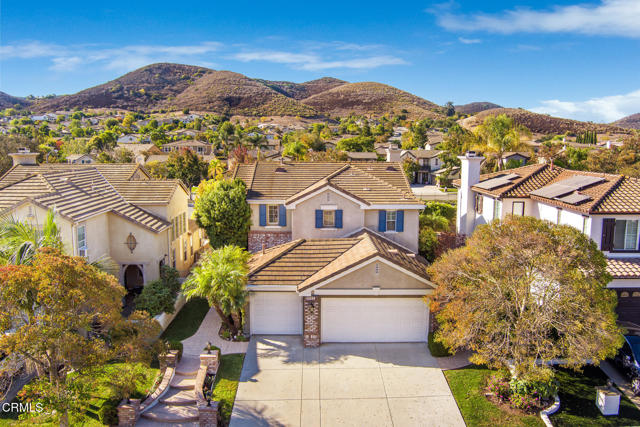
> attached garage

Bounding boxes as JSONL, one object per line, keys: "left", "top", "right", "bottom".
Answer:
{"left": 249, "top": 292, "right": 302, "bottom": 335}
{"left": 321, "top": 297, "right": 429, "bottom": 343}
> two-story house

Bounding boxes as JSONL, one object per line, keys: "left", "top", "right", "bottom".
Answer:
{"left": 232, "top": 161, "right": 434, "bottom": 347}
{"left": 162, "top": 140, "right": 213, "bottom": 155}
{"left": 0, "top": 151, "right": 206, "bottom": 305}
{"left": 400, "top": 149, "right": 443, "bottom": 184}
{"left": 455, "top": 151, "right": 640, "bottom": 325}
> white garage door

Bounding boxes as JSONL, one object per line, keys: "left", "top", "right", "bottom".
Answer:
{"left": 250, "top": 292, "right": 302, "bottom": 335}
{"left": 321, "top": 297, "right": 428, "bottom": 342}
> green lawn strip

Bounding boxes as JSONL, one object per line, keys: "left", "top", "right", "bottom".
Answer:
{"left": 443, "top": 365, "right": 544, "bottom": 427}
{"left": 160, "top": 297, "right": 210, "bottom": 342}
{"left": 550, "top": 365, "right": 640, "bottom": 426}
{"left": 212, "top": 353, "right": 245, "bottom": 425}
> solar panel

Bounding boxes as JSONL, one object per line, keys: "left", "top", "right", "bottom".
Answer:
{"left": 474, "top": 177, "right": 512, "bottom": 190}
{"left": 556, "top": 193, "right": 592, "bottom": 205}
{"left": 502, "top": 173, "right": 521, "bottom": 180}
{"left": 554, "top": 175, "right": 604, "bottom": 190}
{"left": 530, "top": 184, "right": 575, "bottom": 199}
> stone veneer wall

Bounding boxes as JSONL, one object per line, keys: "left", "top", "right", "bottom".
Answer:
{"left": 303, "top": 296, "right": 320, "bottom": 347}
{"left": 248, "top": 230, "right": 292, "bottom": 253}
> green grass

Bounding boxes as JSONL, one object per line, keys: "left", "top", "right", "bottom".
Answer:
{"left": 550, "top": 365, "right": 640, "bottom": 426}
{"left": 428, "top": 332, "right": 452, "bottom": 357}
{"left": 212, "top": 353, "right": 245, "bottom": 425}
{"left": 444, "top": 365, "right": 544, "bottom": 427}
{"left": 161, "top": 297, "right": 210, "bottom": 342}
{"left": 0, "top": 362, "right": 159, "bottom": 426}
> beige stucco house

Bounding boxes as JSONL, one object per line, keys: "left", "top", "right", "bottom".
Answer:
{"left": 233, "top": 161, "right": 432, "bottom": 347}
{"left": 0, "top": 152, "right": 206, "bottom": 302}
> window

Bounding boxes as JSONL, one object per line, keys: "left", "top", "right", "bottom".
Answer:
{"left": 493, "top": 200, "right": 502, "bottom": 220}
{"left": 556, "top": 208, "right": 562, "bottom": 225}
{"left": 267, "top": 205, "right": 279, "bottom": 225}
{"left": 512, "top": 202, "right": 524, "bottom": 216}
{"left": 183, "top": 238, "right": 187, "bottom": 261}
{"left": 475, "top": 194, "right": 483, "bottom": 214}
{"left": 582, "top": 217, "right": 589, "bottom": 234}
{"left": 386, "top": 210, "right": 397, "bottom": 231}
{"left": 172, "top": 249, "right": 176, "bottom": 269}
{"left": 323, "top": 210, "right": 335, "bottom": 227}
{"left": 613, "top": 219, "right": 639, "bottom": 251}
{"left": 621, "top": 291, "right": 630, "bottom": 298}
{"left": 77, "top": 225, "right": 87, "bottom": 257}
{"left": 190, "top": 235, "right": 194, "bottom": 256}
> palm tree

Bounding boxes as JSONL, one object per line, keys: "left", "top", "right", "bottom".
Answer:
{"left": 182, "top": 245, "right": 250, "bottom": 336}
{"left": 208, "top": 158, "right": 226, "bottom": 180}
{"left": 283, "top": 140, "right": 308, "bottom": 161}
{"left": 0, "top": 209, "right": 63, "bottom": 265}
{"left": 474, "top": 114, "right": 531, "bottom": 171}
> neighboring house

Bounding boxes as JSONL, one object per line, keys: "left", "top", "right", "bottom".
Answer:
{"left": 501, "top": 151, "right": 531, "bottom": 167}
{"left": 30, "top": 114, "right": 56, "bottom": 122}
{"left": 0, "top": 152, "right": 204, "bottom": 299}
{"left": 65, "top": 153, "right": 94, "bottom": 164}
{"left": 117, "top": 135, "right": 142, "bottom": 144}
{"left": 455, "top": 151, "right": 640, "bottom": 325}
{"left": 345, "top": 151, "right": 378, "bottom": 162}
{"left": 232, "top": 161, "right": 424, "bottom": 253}
{"left": 400, "top": 150, "right": 443, "bottom": 184}
{"left": 162, "top": 140, "right": 213, "bottom": 155}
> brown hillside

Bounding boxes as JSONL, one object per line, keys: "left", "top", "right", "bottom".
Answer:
{"left": 612, "top": 113, "right": 640, "bottom": 130}
{"left": 0, "top": 92, "right": 29, "bottom": 109}
{"left": 473, "top": 108, "right": 631, "bottom": 135}
{"left": 455, "top": 102, "right": 501, "bottom": 115}
{"left": 259, "top": 77, "right": 347, "bottom": 100}
{"left": 165, "top": 71, "right": 318, "bottom": 117}
{"left": 32, "top": 63, "right": 209, "bottom": 112}
{"left": 301, "top": 82, "right": 444, "bottom": 119}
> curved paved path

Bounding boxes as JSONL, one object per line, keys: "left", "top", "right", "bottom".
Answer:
{"left": 181, "top": 308, "right": 249, "bottom": 356}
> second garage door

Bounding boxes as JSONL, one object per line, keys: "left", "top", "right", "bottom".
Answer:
{"left": 321, "top": 297, "right": 428, "bottom": 343}
{"left": 250, "top": 292, "right": 302, "bottom": 335}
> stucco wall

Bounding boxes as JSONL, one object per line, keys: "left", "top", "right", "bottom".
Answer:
{"left": 291, "top": 189, "right": 364, "bottom": 239}
{"left": 248, "top": 203, "right": 291, "bottom": 232}
{"left": 321, "top": 260, "right": 428, "bottom": 289}
{"left": 363, "top": 209, "right": 419, "bottom": 252}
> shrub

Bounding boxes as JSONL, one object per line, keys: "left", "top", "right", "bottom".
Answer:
{"left": 423, "top": 201, "right": 456, "bottom": 222}
{"left": 509, "top": 392, "right": 541, "bottom": 412}
{"left": 428, "top": 332, "right": 451, "bottom": 357}
{"left": 509, "top": 374, "right": 557, "bottom": 401}
{"left": 134, "top": 279, "right": 175, "bottom": 317}
{"left": 98, "top": 399, "right": 119, "bottom": 426}
{"left": 168, "top": 340, "right": 183, "bottom": 361}
{"left": 487, "top": 373, "right": 511, "bottom": 401}
{"left": 419, "top": 228, "right": 438, "bottom": 262}
{"left": 160, "top": 265, "right": 181, "bottom": 295}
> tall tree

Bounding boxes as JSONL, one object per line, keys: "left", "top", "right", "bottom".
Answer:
{"left": 166, "top": 148, "right": 209, "bottom": 188}
{"left": 0, "top": 209, "right": 63, "bottom": 265}
{"left": 193, "top": 178, "right": 251, "bottom": 248}
{"left": 183, "top": 245, "right": 250, "bottom": 335}
{"left": 475, "top": 114, "right": 531, "bottom": 171}
{"left": 283, "top": 140, "right": 308, "bottom": 160}
{"left": 428, "top": 216, "right": 622, "bottom": 382}
{"left": 0, "top": 249, "right": 160, "bottom": 426}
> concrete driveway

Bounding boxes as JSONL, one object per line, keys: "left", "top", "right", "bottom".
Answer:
{"left": 229, "top": 336, "right": 464, "bottom": 427}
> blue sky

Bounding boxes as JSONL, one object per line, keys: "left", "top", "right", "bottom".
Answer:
{"left": 1, "top": 0, "right": 639, "bottom": 122}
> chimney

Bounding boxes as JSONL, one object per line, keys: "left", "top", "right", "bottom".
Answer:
{"left": 9, "top": 148, "right": 38, "bottom": 166}
{"left": 457, "top": 151, "right": 484, "bottom": 236}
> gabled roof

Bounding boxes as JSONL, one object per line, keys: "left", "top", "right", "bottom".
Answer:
{"left": 248, "top": 229, "right": 432, "bottom": 291}
{"left": 0, "top": 163, "right": 150, "bottom": 187}
{"left": 0, "top": 167, "right": 170, "bottom": 233}
{"left": 164, "top": 140, "right": 212, "bottom": 147}
{"left": 401, "top": 149, "right": 441, "bottom": 159}
{"left": 455, "top": 163, "right": 640, "bottom": 214}
{"left": 232, "top": 161, "right": 422, "bottom": 206}
{"left": 109, "top": 179, "right": 188, "bottom": 205}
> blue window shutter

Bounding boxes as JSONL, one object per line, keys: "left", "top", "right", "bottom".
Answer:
{"left": 278, "top": 205, "right": 286, "bottom": 226}
{"left": 396, "top": 210, "right": 404, "bottom": 232}
{"left": 315, "top": 210, "right": 323, "bottom": 228}
{"left": 378, "top": 210, "right": 387, "bottom": 232}
{"left": 335, "top": 210, "right": 343, "bottom": 228}
{"left": 259, "top": 204, "right": 266, "bottom": 226}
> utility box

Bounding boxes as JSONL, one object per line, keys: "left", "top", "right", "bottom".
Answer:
{"left": 596, "top": 386, "right": 621, "bottom": 416}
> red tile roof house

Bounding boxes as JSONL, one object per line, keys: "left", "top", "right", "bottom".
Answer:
{"left": 232, "top": 162, "right": 434, "bottom": 347}
{"left": 455, "top": 151, "right": 640, "bottom": 326}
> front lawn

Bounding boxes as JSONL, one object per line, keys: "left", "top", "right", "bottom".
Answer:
{"left": 443, "top": 365, "right": 544, "bottom": 427}
{"left": 550, "top": 365, "right": 640, "bottom": 426}
{"left": 161, "top": 297, "right": 210, "bottom": 342}
{"left": 212, "top": 353, "right": 245, "bottom": 426}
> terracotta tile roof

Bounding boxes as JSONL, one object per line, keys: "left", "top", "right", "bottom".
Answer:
{"left": 455, "top": 163, "right": 640, "bottom": 213}
{"left": 346, "top": 151, "right": 378, "bottom": 160}
{"left": 0, "top": 168, "right": 170, "bottom": 233}
{"left": 0, "top": 163, "right": 149, "bottom": 187}
{"left": 233, "top": 161, "right": 421, "bottom": 206}
{"left": 248, "top": 229, "right": 431, "bottom": 290}
{"left": 110, "top": 179, "right": 187, "bottom": 205}
{"left": 607, "top": 258, "right": 640, "bottom": 279}
{"left": 401, "top": 149, "right": 441, "bottom": 159}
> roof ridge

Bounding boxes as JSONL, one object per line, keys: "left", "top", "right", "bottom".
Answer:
{"left": 247, "top": 162, "right": 258, "bottom": 190}
{"left": 249, "top": 239, "right": 306, "bottom": 276}
{"left": 348, "top": 163, "right": 416, "bottom": 200}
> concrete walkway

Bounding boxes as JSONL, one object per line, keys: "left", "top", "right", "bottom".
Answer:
{"left": 181, "top": 308, "right": 249, "bottom": 356}
{"left": 230, "top": 336, "right": 465, "bottom": 427}
{"left": 436, "top": 350, "right": 473, "bottom": 371}
{"left": 600, "top": 360, "right": 640, "bottom": 409}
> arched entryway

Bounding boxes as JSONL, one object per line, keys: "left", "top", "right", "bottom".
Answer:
{"left": 122, "top": 264, "right": 144, "bottom": 316}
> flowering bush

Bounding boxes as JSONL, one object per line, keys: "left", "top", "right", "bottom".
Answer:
{"left": 509, "top": 392, "right": 542, "bottom": 412}
{"left": 487, "top": 374, "right": 511, "bottom": 401}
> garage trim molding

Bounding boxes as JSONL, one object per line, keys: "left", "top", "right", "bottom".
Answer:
{"left": 247, "top": 285, "right": 298, "bottom": 291}
{"left": 313, "top": 288, "right": 431, "bottom": 296}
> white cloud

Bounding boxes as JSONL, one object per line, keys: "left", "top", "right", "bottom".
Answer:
{"left": 435, "top": 0, "right": 640, "bottom": 38}
{"left": 530, "top": 89, "right": 640, "bottom": 122}
{"left": 232, "top": 50, "right": 407, "bottom": 71}
{"left": 0, "top": 41, "right": 222, "bottom": 72}
{"left": 458, "top": 37, "right": 481, "bottom": 44}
